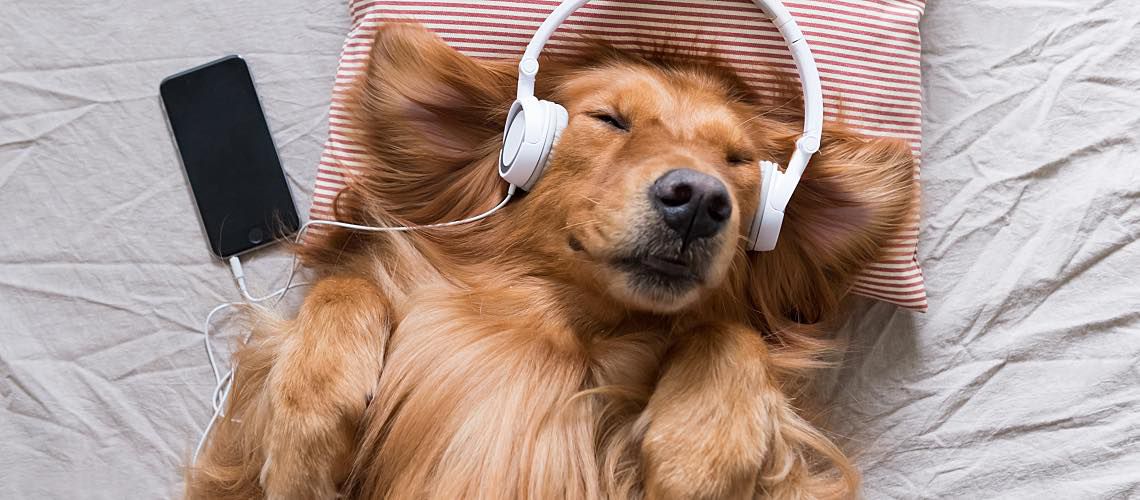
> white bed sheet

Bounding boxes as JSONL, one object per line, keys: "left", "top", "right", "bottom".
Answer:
{"left": 1, "top": 0, "right": 1137, "bottom": 498}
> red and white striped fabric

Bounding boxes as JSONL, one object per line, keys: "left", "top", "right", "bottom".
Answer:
{"left": 312, "top": 0, "right": 928, "bottom": 310}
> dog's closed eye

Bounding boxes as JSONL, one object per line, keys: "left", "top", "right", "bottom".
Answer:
{"left": 725, "top": 151, "right": 754, "bottom": 166}
{"left": 589, "top": 111, "right": 630, "bottom": 132}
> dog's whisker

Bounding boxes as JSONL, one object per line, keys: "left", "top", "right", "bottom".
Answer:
{"left": 736, "top": 96, "right": 799, "bottom": 128}
{"left": 561, "top": 219, "right": 601, "bottom": 231}
{"left": 577, "top": 194, "right": 602, "bottom": 206}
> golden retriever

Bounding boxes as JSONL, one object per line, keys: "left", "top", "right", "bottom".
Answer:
{"left": 186, "top": 23, "right": 916, "bottom": 500}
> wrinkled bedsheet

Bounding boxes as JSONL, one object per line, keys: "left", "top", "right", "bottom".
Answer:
{"left": 1, "top": 1, "right": 1137, "bottom": 498}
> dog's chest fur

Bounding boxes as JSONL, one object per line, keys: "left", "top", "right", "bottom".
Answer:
{"left": 346, "top": 258, "right": 675, "bottom": 496}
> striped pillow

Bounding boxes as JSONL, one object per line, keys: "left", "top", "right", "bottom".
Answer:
{"left": 312, "top": 0, "right": 928, "bottom": 310}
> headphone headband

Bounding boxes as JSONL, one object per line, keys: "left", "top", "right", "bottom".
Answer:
{"left": 508, "top": 0, "right": 825, "bottom": 251}
{"left": 517, "top": 0, "right": 823, "bottom": 211}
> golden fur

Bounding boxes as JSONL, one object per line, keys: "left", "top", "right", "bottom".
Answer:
{"left": 185, "top": 23, "right": 916, "bottom": 500}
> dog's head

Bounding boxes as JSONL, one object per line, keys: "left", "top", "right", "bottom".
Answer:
{"left": 508, "top": 43, "right": 772, "bottom": 313}
{"left": 333, "top": 24, "right": 915, "bottom": 321}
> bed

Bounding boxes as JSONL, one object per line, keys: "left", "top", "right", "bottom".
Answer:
{"left": 1, "top": 0, "right": 1137, "bottom": 498}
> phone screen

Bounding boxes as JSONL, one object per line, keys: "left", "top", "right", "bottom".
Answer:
{"left": 161, "top": 55, "right": 299, "bottom": 258}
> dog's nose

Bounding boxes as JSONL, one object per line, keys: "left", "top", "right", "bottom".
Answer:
{"left": 651, "top": 168, "right": 732, "bottom": 240}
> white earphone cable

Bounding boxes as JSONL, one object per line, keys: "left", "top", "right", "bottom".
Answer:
{"left": 194, "top": 282, "right": 311, "bottom": 463}
{"left": 193, "top": 185, "right": 517, "bottom": 465}
{"left": 272, "top": 184, "right": 517, "bottom": 305}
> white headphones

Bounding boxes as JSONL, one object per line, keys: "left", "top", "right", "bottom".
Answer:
{"left": 498, "top": 0, "right": 824, "bottom": 251}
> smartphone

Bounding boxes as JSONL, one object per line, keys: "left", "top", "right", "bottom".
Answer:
{"left": 161, "top": 55, "right": 299, "bottom": 259}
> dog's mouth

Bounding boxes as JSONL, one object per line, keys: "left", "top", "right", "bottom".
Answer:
{"left": 613, "top": 254, "right": 701, "bottom": 286}
{"left": 608, "top": 223, "right": 724, "bottom": 304}
{"left": 571, "top": 215, "right": 732, "bottom": 312}
{"left": 606, "top": 242, "right": 717, "bottom": 312}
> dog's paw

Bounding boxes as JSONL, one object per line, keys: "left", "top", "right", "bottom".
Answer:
{"left": 258, "top": 448, "right": 339, "bottom": 500}
{"left": 641, "top": 413, "right": 767, "bottom": 500}
{"left": 640, "top": 326, "right": 779, "bottom": 499}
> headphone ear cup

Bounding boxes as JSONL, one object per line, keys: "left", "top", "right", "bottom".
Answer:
{"left": 499, "top": 98, "right": 543, "bottom": 191}
{"left": 499, "top": 98, "right": 566, "bottom": 192}
{"left": 529, "top": 100, "right": 568, "bottom": 187}
{"left": 749, "top": 161, "right": 783, "bottom": 252}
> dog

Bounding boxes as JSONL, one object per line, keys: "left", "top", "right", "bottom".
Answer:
{"left": 186, "top": 23, "right": 916, "bottom": 500}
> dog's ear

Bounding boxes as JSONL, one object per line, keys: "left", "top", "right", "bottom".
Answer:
{"left": 344, "top": 22, "right": 518, "bottom": 225}
{"left": 747, "top": 127, "right": 917, "bottom": 325}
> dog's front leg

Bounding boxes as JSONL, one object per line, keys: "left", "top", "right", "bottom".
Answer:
{"left": 640, "top": 323, "right": 796, "bottom": 500}
{"left": 259, "top": 276, "right": 390, "bottom": 500}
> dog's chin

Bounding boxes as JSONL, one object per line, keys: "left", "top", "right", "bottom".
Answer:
{"left": 574, "top": 219, "right": 735, "bottom": 314}
{"left": 606, "top": 255, "right": 714, "bottom": 314}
